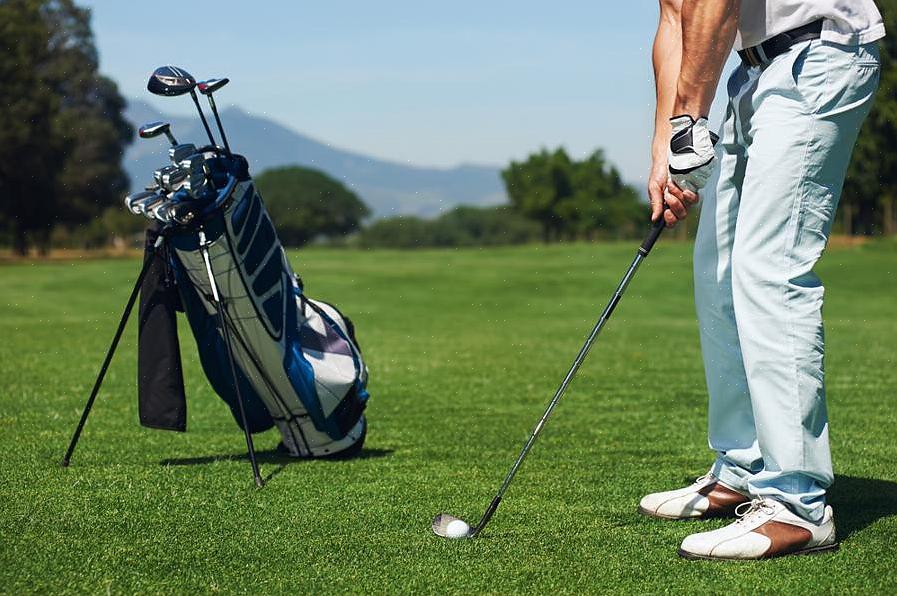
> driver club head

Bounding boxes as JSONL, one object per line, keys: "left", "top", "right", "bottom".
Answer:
{"left": 147, "top": 66, "right": 197, "bottom": 96}
{"left": 198, "top": 78, "right": 229, "bottom": 95}
{"left": 431, "top": 513, "right": 476, "bottom": 540}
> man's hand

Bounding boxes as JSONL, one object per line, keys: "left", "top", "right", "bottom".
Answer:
{"left": 649, "top": 155, "right": 700, "bottom": 227}
{"left": 667, "top": 115, "right": 718, "bottom": 193}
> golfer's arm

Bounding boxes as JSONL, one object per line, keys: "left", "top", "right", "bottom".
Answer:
{"left": 652, "top": 0, "right": 684, "bottom": 163}
{"left": 674, "top": 0, "right": 739, "bottom": 118}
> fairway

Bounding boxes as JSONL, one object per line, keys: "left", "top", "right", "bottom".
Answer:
{"left": 1, "top": 241, "right": 896, "bottom": 593}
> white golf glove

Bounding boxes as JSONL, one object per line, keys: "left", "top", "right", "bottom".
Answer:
{"left": 667, "top": 115, "right": 719, "bottom": 193}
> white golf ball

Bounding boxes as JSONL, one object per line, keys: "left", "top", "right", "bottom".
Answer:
{"left": 445, "top": 519, "right": 470, "bottom": 539}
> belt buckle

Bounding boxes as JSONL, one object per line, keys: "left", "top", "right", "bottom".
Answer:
{"left": 743, "top": 45, "right": 768, "bottom": 68}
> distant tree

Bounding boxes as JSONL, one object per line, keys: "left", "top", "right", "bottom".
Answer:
{"left": 841, "top": 0, "right": 897, "bottom": 235}
{"left": 502, "top": 147, "right": 642, "bottom": 241}
{"left": 254, "top": 166, "right": 370, "bottom": 246}
{"left": 436, "top": 205, "right": 541, "bottom": 246}
{"left": 356, "top": 216, "right": 434, "bottom": 249}
{"left": 0, "top": 0, "right": 133, "bottom": 255}
{"left": 502, "top": 148, "right": 572, "bottom": 242}
{"left": 356, "top": 206, "right": 542, "bottom": 249}
{"left": 558, "top": 150, "right": 644, "bottom": 240}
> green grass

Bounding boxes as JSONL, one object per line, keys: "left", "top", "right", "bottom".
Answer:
{"left": 1, "top": 240, "right": 896, "bottom": 593}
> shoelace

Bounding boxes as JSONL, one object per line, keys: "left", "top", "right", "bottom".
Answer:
{"left": 693, "top": 473, "right": 714, "bottom": 485}
{"left": 734, "top": 498, "right": 777, "bottom": 525}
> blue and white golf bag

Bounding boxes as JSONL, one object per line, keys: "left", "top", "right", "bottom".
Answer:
{"left": 139, "top": 154, "right": 369, "bottom": 458}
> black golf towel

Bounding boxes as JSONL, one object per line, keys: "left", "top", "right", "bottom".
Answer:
{"left": 138, "top": 226, "right": 188, "bottom": 431}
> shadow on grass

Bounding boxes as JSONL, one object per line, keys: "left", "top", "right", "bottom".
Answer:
{"left": 160, "top": 447, "right": 394, "bottom": 483}
{"left": 829, "top": 474, "right": 897, "bottom": 541}
{"left": 160, "top": 447, "right": 394, "bottom": 467}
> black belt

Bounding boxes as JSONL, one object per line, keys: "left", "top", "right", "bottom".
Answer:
{"left": 738, "top": 19, "right": 823, "bottom": 67}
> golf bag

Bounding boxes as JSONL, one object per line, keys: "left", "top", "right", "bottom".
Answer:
{"left": 61, "top": 67, "right": 368, "bottom": 484}
{"left": 139, "top": 154, "right": 369, "bottom": 458}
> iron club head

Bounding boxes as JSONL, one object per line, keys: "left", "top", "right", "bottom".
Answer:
{"left": 169, "top": 143, "right": 197, "bottom": 164}
{"left": 136, "top": 192, "right": 166, "bottom": 218}
{"left": 124, "top": 190, "right": 158, "bottom": 215}
{"left": 431, "top": 513, "right": 476, "bottom": 539}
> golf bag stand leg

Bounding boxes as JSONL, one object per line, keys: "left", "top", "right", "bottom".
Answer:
{"left": 197, "top": 228, "right": 264, "bottom": 488}
{"left": 61, "top": 235, "right": 164, "bottom": 467}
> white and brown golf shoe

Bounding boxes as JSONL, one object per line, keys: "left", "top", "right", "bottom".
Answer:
{"left": 678, "top": 498, "right": 838, "bottom": 560}
{"left": 638, "top": 474, "right": 750, "bottom": 520}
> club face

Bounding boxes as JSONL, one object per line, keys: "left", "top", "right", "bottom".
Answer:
{"left": 137, "top": 193, "right": 165, "bottom": 217}
{"left": 124, "top": 190, "right": 157, "bottom": 214}
{"left": 431, "top": 513, "right": 475, "bottom": 539}
{"left": 139, "top": 121, "right": 171, "bottom": 139}
{"left": 198, "top": 78, "right": 229, "bottom": 95}
{"left": 147, "top": 66, "right": 196, "bottom": 97}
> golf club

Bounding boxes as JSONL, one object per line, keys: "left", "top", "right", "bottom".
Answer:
{"left": 156, "top": 199, "right": 198, "bottom": 226}
{"left": 147, "top": 66, "right": 217, "bottom": 147}
{"left": 62, "top": 236, "right": 164, "bottom": 467}
{"left": 124, "top": 190, "right": 159, "bottom": 215}
{"left": 139, "top": 121, "right": 178, "bottom": 146}
{"left": 432, "top": 216, "right": 668, "bottom": 540}
{"left": 179, "top": 155, "right": 207, "bottom": 196}
{"left": 169, "top": 143, "right": 197, "bottom": 164}
{"left": 153, "top": 165, "right": 181, "bottom": 191}
{"left": 198, "top": 78, "right": 231, "bottom": 156}
{"left": 161, "top": 167, "right": 187, "bottom": 191}
{"left": 140, "top": 193, "right": 168, "bottom": 220}
{"left": 197, "top": 228, "right": 264, "bottom": 487}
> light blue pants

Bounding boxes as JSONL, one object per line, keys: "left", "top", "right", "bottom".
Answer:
{"left": 694, "top": 40, "right": 880, "bottom": 522}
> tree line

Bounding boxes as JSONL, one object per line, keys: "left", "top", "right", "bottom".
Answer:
{"left": 0, "top": 0, "right": 132, "bottom": 255}
{"left": 2, "top": 0, "right": 896, "bottom": 255}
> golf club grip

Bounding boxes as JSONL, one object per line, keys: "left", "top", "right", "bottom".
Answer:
{"left": 639, "top": 216, "right": 667, "bottom": 256}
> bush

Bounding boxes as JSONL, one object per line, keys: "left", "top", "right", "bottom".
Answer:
{"left": 356, "top": 205, "right": 541, "bottom": 248}
{"left": 255, "top": 166, "right": 370, "bottom": 247}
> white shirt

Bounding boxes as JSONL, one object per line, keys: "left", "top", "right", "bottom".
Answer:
{"left": 736, "top": 0, "right": 886, "bottom": 50}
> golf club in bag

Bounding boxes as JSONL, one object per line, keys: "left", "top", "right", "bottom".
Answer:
{"left": 432, "top": 216, "right": 667, "bottom": 539}
{"left": 62, "top": 67, "right": 370, "bottom": 485}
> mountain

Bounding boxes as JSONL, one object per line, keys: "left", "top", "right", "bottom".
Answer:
{"left": 123, "top": 100, "right": 505, "bottom": 218}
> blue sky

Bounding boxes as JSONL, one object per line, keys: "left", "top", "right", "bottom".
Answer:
{"left": 82, "top": 1, "right": 731, "bottom": 186}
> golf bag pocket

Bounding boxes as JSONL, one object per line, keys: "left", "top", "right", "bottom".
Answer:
{"left": 297, "top": 297, "right": 369, "bottom": 436}
{"left": 138, "top": 227, "right": 187, "bottom": 432}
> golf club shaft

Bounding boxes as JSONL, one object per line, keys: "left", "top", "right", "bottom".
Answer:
{"left": 206, "top": 95, "right": 231, "bottom": 155}
{"left": 190, "top": 91, "right": 217, "bottom": 147}
{"left": 472, "top": 217, "right": 667, "bottom": 535}
{"left": 198, "top": 230, "right": 264, "bottom": 488}
{"left": 61, "top": 237, "right": 162, "bottom": 467}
